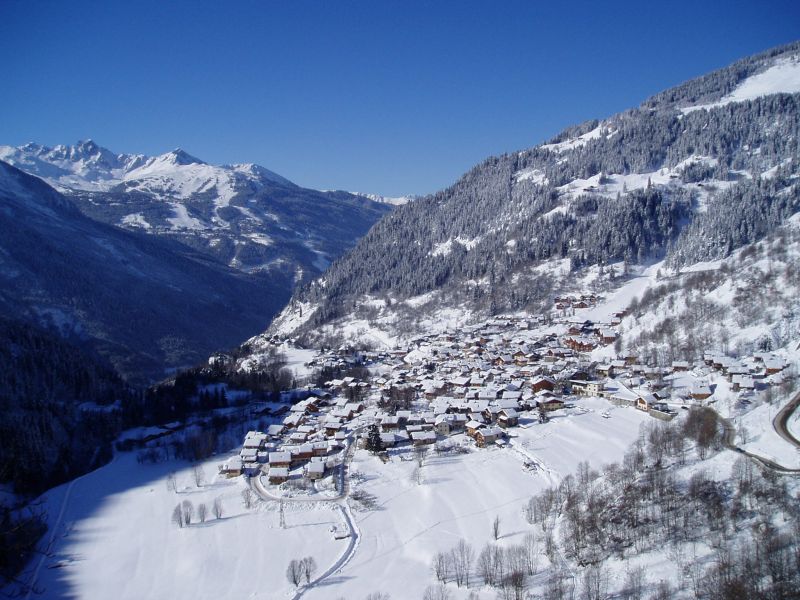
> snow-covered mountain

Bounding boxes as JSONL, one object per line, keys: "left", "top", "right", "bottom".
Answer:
{"left": 264, "top": 41, "right": 800, "bottom": 349}
{"left": 0, "top": 141, "right": 392, "bottom": 284}
{"left": 0, "top": 140, "right": 292, "bottom": 195}
{"left": 0, "top": 159, "right": 288, "bottom": 384}
{"left": 355, "top": 192, "right": 416, "bottom": 206}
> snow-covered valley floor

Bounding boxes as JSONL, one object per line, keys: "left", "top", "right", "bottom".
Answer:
{"left": 17, "top": 399, "right": 654, "bottom": 600}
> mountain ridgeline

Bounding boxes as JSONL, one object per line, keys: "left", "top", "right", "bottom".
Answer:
{"left": 0, "top": 141, "right": 392, "bottom": 285}
{"left": 273, "top": 41, "right": 800, "bottom": 342}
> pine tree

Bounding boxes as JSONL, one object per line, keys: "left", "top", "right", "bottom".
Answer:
{"left": 365, "top": 424, "right": 384, "bottom": 454}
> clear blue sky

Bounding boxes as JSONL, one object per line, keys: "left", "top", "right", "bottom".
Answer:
{"left": 2, "top": 1, "right": 798, "bottom": 196}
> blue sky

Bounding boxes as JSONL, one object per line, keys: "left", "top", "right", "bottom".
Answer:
{"left": 2, "top": 1, "right": 798, "bottom": 196}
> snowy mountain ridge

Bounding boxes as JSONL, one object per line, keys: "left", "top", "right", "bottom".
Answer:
{"left": 0, "top": 140, "right": 392, "bottom": 285}
{"left": 0, "top": 139, "right": 292, "bottom": 194}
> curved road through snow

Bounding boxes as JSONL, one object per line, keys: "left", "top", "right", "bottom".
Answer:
{"left": 773, "top": 390, "right": 800, "bottom": 449}
{"left": 716, "top": 394, "right": 800, "bottom": 474}
{"left": 249, "top": 428, "right": 364, "bottom": 599}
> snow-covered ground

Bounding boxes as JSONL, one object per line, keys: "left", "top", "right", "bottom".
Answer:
{"left": 22, "top": 451, "right": 343, "bottom": 600}
{"left": 12, "top": 398, "right": 655, "bottom": 600}
{"left": 682, "top": 56, "right": 800, "bottom": 114}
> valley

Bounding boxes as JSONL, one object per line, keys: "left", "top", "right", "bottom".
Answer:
{"left": 2, "top": 25, "right": 800, "bottom": 600}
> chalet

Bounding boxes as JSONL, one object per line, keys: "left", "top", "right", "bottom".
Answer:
{"left": 380, "top": 432, "right": 399, "bottom": 447}
{"left": 764, "top": 359, "right": 787, "bottom": 375}
{"left": 466, "top": 420, "right": 485, "bottom": 437}
{"left": 268, "top": 467, "right": 289, "bottom": 484}
{"left": 325, "top": 421, "right": 343, "bottom": 436}
{"left": 565, "top": 337, "right": 597, "bottom": 352}
{"left": 599, "top": 329, "right": 617, "bottom": 345}
{"left": 288, "top": 431, "right": 308, "bottom": 444}
{"left": 596, "top": 364, "right": 614, "bottom": 378}
{"left": 312, "top": 441, "right": 329, "bottom": 457}
{"left": 690, "top": 385, "right": 713, "bottom": 401}
{"left": 532, "top": 375, "right": 555, "bottom": 393}
{"left": 268, "top": 451, "right": 291, "bottom": 468}
{"left": 305, "top": 461, "right": 326, "bottom": 480}
{"left": 498, "top": 408, "right": 519, "bottom": 428}
{"left": 381, "top": 415, "right": 401, "bottom": 431}
{"left": 643, "top": 367, "right": 662, "bottom": 381}
{"left": 434, "top": 415, "right": 453, "bottom": 436}
{"left": 218, "top": 461, "right": 242, "bottom": 478}
{"left": 572, "top": 380, "right": 604, "bottom": 397}
{"left": 266, "top": 424, "right": 285, "bottom": 438}
{"left": 475, "top": 426, "right": 503, "bottom": 447}
{"left": 243, "top": 431, "right": 266, "bottom": 450}
{"left": 292, "top": 443, "right": 315, "bottom": 464}
{"left": 240, "top": 448, "right": 258, "bottom": 463}
{"left": 538, "top": 397, "right": 564, "bottom": 412}
{"left": 482, "top": 406, "right": 502, "bottom": 423}
{"left": 672, "top": 361, "right": 690, "bottom": 372}
{"left": 411, "top": 430, "right": 437, "bottom": 446}
{"left": 283, "top": 413, "right": 305, "bottom": 428}
{"left": 635, "top": 393, "right": 657, "bottom": 412}
{"left": 732, "top": 375, "right": 756, "bottom": 392}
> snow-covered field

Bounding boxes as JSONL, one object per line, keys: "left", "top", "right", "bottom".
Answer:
{"left": 24, "top": 451, "right": 343, "bottom": 600}
{"left": 14, "top": 399, "right": 655, "bottom": 600}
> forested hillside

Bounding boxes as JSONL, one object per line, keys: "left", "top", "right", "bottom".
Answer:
{"left": 270, "top": 42, "right": 800, "bottom": 345}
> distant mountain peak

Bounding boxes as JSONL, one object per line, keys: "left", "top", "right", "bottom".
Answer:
{"left": 164, "top": 148, "right": 205, "bottom": 166}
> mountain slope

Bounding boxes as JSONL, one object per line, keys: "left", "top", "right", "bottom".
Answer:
{"left": 0, "top": 141, "right": 392, "bottom": 283}
{"left": 0, "top": 160, "right": 288, "bottom": 384}
{"left": 267, "top": 41, "right": 800, "bottom": 347}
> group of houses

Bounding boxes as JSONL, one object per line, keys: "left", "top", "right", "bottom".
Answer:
{"left": 224, "top": 303, "right": 791, "bottom": 487}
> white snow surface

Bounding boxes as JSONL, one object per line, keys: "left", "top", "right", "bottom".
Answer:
{"left": 356, "top": 192, "right": 414, "bottom": 206}
{"left": 682, "top": 56, "right": 800, "bottom": 114}
{"left": 21, "top": 451, "right": 342, "bottom": 600}
{"left": 0, "top": 141, "right": 293, "bottom": 202}
{"left": 120, "top": 212, "right": 152, "bottom": 230}
{"left": 166, "top": 202, "right": 206, "bottom": 230}
{"left": 540, "top": 125, "right": 604, "bottom": 153}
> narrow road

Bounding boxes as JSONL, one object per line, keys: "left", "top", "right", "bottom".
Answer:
{"left": 716, "top": 404, "right": 800, "bottom": 474}
{"left": 249, "top": 427, "right": 364, "bottom": 599}
{"left": 773, "top": 390, "right": 800, "bottom": 449}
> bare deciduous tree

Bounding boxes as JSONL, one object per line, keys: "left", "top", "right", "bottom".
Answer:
{"left": 300, "top": 556, "right": 317, "bottom": 584}
{"left": 521, "top": 532, "right": 539, "bottom": 575}
{"left": 414, "top": 445, "right": 428, "bottom": 467}
{"left": 581, "top": 564, "right": 608, "bottom": 600}
{"left": 197, "top": 503, "right": 208, "bottom": 523}
{"left": 286, "top": 559, "right": 303, "bottom": 587}
{"left": 364, "top": 593, "right": 390, "bottom": 600}
{"left": 181, "top": 500, "right": 194, "bottom": 525}
{"left": 620, "top": 564, "right": 646, "bottom": 600}
{"left": 171, "top": 504, "right": 184, "bottom": 528}
{"left": 166, "top": 472, "right": 177, "bottom": 494}
{"left": 450, "top": 539, "right": 473, "bottom": 587}
{"left": 492, "top": 515, "right": 501, "bottom": 540}
{"left": 213, "top": 496, "right": 223, "bottom": 519}
{"left": 242, "top": 487, "right": 254, "bottom": 509}
{"left": 192, "top": 464, "right": 205, "bottom": 488}
{"left": 412, "top": 466, "right": 423, "bottom": 486}
{"left": 432, "top": 551, "right": 450, "bottom": 583}
{"left": 422, "top": 584, "right": 451, "bottom": 600}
